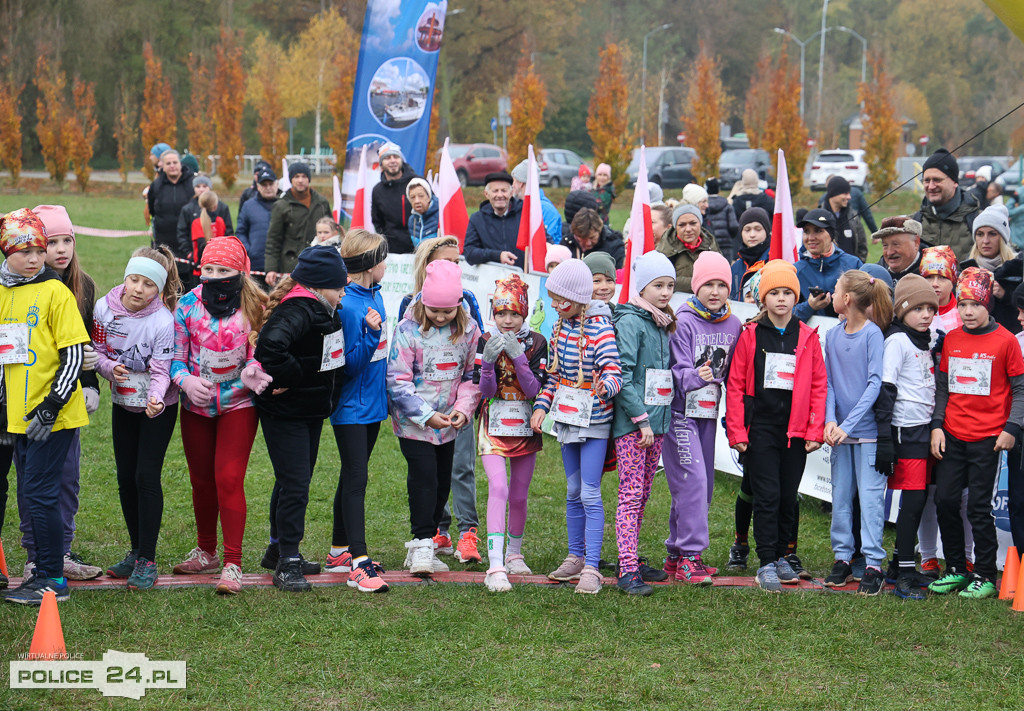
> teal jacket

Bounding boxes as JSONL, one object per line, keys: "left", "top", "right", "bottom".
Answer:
{"left": 611, "top": 303, "right": 672, "bottom": 438}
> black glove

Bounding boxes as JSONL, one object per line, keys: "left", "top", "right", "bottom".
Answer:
{"left": 874, "top": 436, "right": 895, "bottom": 476}
{"left": 0, "top": 408, "right": 13, "bottom": 448}
{"left": 24, "top": 397, "right": 60, "bottom": 442}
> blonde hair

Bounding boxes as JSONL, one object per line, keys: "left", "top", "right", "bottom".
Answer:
{"left": 316, "top": 216, "right": 342, "bottom": 236}
{"left": 238, "top": 276, "right": 269, "bottom": 335}
{"left": 198, "top": 191, "right": 219, "bottom": 242}
{"left": 341, "top": 229, "right": 385, "bottom": 263}
{"left": 412, "top": 299, "right": 469, "bottom": 345}
{"left": 413, "top": 235, "right": 460, "bottom": 292}
{"left": 969, "top": 236, "right": 1016, "bottom": 264}
{"left": 253, "top": 276, "right": 296, "bottom": 344}
{"left": 546, "top": 301, "right": 590, "bottom": 387}
{"left": 130, "top": 245, "right": 180, "bottom": 311}
{"left": 838, "top": 270, "right": 892, "bottom": 332}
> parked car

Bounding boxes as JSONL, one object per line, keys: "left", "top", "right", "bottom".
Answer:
{"left": 720, "top": 135, "right": 750, "bottom": 151}
{"left": 538, "top": 148, "right": 587, "bottom": 188}
{"left": 447, "top": 143, "right": 508, "bottom": 187}
{"left": 626, "top": 146, "right": 697, "bottom": 189}
{"left": 809, "top": 149, "right": 868, "bottom": 190}
{"left": 996, "top": 162, "right": 1023, "bottom": 202}
{"left": 718, "top": 148, "right": 773, "bottom": 190}
{"left": 956, "top": 156, "right": 1007, "bottom": 188}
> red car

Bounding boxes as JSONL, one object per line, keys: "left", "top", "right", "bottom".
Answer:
{"left": 448, "top": 143, "right": 508, "bottom": 187}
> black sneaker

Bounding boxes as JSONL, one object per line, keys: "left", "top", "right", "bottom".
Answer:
{"left": 884, "top": 557, "right": 901, "bottom": 584}
{"left": 893, "top": 572, "right": 926, "bottom": 600}
{"left": 3, "top": 574, "right": 70, "bottom": 605}
{"left": 616, "top": 571, "right": 653, "bottom": 596}
{"left": 273, "top": 556, "right": 312, "bottom": 592}
{"left": 857, "top": 567, "right": 885, "bottom": 596}
{"left": 261, "top": 543, "right": 321, "bottom": 575}
{"left": 598, "top": 558, "right": 616, "bottom": 572}
{"left": 727, "top": 543, "right": 749, "bottom": 570}
{"left": 0, "top": 569, "right": 7, "bottom": 589}
{"left": 784, "top": 553, "right": 812, "bottom": 580}
{"left": 637, "top": 557, "right": 668, "bottom": 583}
{"left": 824, "top": 560, "right": 853, "bottom": 588}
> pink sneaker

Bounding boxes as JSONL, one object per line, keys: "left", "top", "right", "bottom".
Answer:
{"left": 694, "top": 555, "right": 718, "bottom": 577}
{"left": 664, "top": 554, "right": 680, "bottom": 578}
{"left": 173, "top": 547, "right": 220, "bottom": 575}
{"left": 215, "top": 563, "right": 243, "bottom": 595}
{"left": 674, "top": 555, "right": 713, "bottom": 586}
{"left": 347, "top": 560, "right": 389, "bottom": 593}
{"left": 325, "top": 550, "right": 353, "bottom": 573}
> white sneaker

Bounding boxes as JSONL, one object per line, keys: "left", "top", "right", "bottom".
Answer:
{"left": 430, "top": 551, "right": 449, "bottom": 573}
{"left": 485, "top": 567, "right": 512, "bottom": 592}
{"left": 505, "top": 553, "right": 532, "bottom": 575}
{"left": 64, "top": 552, "right": 103, "bottom": 580}
{"left": 405, "top": 538, "right": 435, "bottom": 576}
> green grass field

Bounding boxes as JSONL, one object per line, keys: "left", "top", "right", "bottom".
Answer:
{"left": 2, "top": 192, "right": 1022, "bottom": 710}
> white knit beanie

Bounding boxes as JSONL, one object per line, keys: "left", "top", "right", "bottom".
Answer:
{"left": 632, "top": 251, "right": 675, "bottom": 293}
{"left": 681, "top": 183, "right": 708, "bottom": 206}
{"left": 973, "top": 203, "right": 1011, "bottom": 243}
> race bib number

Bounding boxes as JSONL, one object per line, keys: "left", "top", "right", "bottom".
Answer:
{"left": 643, "top": 368, "right": 673, "bottom": 406}
{"left": 111, "top": 371, "right": 151, "bottom": 408}
{"left": 550, "top": 385, "right": 592, "bottom": 428}
{"left": 764, "top": 353, "right": 796, "bottom": 391}
{"left": 488, "top": 399, "right": 534, "bottom": 437}
{"left": 685, "top": 384, "right": 720, "bottom": 419}
{"left": 199, "top": 343, "right": 246, "bottom": 383}
{"left": 0, "top": 323, "right": 29, "bottom": 365}
{"left": 918, "top": 351, "right": 935, "bottom": 387}
{"left": 320, "top": 330, "right": 346, "bottom": 372}
{"left": 948, "top": 357, "right": 992, "bottom": 396}
{"left": 370, "top": 329, "right": 388, "bottom": 363}
{"left": 424, "top": 345, "right": 463, "bottom": 381}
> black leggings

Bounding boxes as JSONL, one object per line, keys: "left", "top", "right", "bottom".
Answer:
{"left": 895, "top": 488, "right": 927, "bottom": 566}
{"left": 112, "top": 403, "right": 178, "bottom": 562}
{"left": 260, "top": 411, "right": 323, "bottom": 558}
{"left": 399, "top": 438, "right": 456, "bottom": 540}
{"left": 331, "top": 422, "right": 381, "bottom": 558}
{"left": 0, "top": 444, "right": 12, "bottom": 537}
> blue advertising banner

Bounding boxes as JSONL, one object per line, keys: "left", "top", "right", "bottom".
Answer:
{"left": 340, "top": 0, "right": 446, "bottom": 217}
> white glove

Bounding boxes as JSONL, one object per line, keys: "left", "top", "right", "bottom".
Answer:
{"left": 241, "top": 365, "right": 273, "bottom": 395}
{"left": 83, "top": 387, "right": 100, "bottom": 414}
{"left": 82, "top": 344, "right": 98, "bottom": 372}
{"left": 503, "top": 332, "right": 525, "bottom": 359}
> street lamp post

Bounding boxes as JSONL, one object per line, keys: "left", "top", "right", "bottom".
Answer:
{"left": 773, "top": 27, "right": 829, "bottom": 121}
{"left": 641, "top": 23, "right": 672, "bottom": 145}
{"left": 835, "top": 25, "right": 868, "bottom": 85}
{"left": 817, "top": 0, "right": 830, "bottom": 138}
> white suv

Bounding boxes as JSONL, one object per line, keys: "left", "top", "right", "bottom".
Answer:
{"left": 809, "top": 150, "right": 868, "bottom": 190}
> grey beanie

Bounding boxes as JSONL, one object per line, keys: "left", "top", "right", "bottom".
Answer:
{"left": 671, "top": 203, "right": 703, "bottom": 227}
{"left": 193, "top": 175, "right": 213, "bottom": 188}
{"left": 511, "top": 160, "right": 529, "bottom": 183}
{"left": 973, "top": 203, "right": 1011, "bottom": 243}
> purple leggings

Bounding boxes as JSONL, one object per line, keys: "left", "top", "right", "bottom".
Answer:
{"left": 482, "top": 453, "right": 536, "bottom": 537}
{"left": 561, "top": 438, "right": 607, "bottom": 567}
{"left": 615, "top": 431, "right": 665, "bottom": 573}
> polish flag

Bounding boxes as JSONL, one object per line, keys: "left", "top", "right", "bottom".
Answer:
{"left": 279, "top": 157, "right": 291, "bottom": 192}
{"left": 619, "top": 146, "right": 655, "bottom": 303}
{"left": 332, "top": 174, "right": 342, "bottom": 223}
{"left": 437, "top": 138, "right": 469, "bottom": 250}
{"left": 350, "top": 145, "right": 373, "bottom": 230}
{"left": 769, "top": 149, "right": 800, "bottom": 263}
{"left": 515, "top": 144, "right": 546, "bottom": 273}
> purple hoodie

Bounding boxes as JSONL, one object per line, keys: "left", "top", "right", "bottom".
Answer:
{"left": 669, "top": 303, "right": 741, "bottom": 417}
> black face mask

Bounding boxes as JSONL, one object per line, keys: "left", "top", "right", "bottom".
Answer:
{"left": 201, "top": 273, "right": 243, "bottom": 317}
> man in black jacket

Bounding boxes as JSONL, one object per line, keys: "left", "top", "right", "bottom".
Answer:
{"left": 464, "top": 172, "right": 524, "bottom": 267}
{"left": 238, "top": 160, "right": 274, "bottom": 214}
{"left": 146, "top": 150, "right": 195, "bottom": 282}
{"left": 822, "top": 176, "right": 867, "bottom": 261}
{"left": 371, "top": 142, "right": 417, "bottom": 254}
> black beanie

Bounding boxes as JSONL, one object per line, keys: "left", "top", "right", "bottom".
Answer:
{"left": 288, "top": 162, "right": 311, "bottom": 180}
{"left": 705, "top": 177, "right": 720, "bottom": 195}
{"left": 738, "top": 206, "right": 771, "bottom": 235}
{"left": 291, "top": 245, "right": 348, "bottom": 288}
{"left": 825, "top": 175, "right": 851, "bottom": 199}
{"left": 922, "top": 148, "right": 959, "bottom": 182}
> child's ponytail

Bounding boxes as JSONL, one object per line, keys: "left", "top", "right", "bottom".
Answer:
{"left": 132, "top": 245, "right": 181, "bottom": 310}
{"left": 839, "top": 270, "right": 892, "bottom": 332}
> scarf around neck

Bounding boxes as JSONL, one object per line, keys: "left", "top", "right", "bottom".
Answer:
{"left": 0, "top": 260, "right": 39, "bottom": 287}
{"left": 628, "top": 294, "right": 673, "bottom": 328}
{"left": 686, "top": 295, "right": 731, "bottom": 323}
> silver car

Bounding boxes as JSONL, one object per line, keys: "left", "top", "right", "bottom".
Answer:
{"left": 538, "top": 148, "right": 588, "bottom": 188}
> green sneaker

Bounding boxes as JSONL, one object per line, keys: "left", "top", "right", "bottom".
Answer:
{"left": 928, "top": 571, "right": 969, "bottom": 594}
{"left": 958, "top": 578, "right": 997, "bottom": 599}
{"left": 126, "top": 558, "right": 159, "bottom": 590}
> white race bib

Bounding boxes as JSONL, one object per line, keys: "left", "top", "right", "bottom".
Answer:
{"left": 919, "top": 351, "right": 935, "bottom": 387}
{"left": 488, "top": 399, "right": 534, "bottom": 437}
{"left": 0, "top": 323, "right": 29, "bottom": 365}
{"left": 948, "top": 356, "right": 992, "bottom": 396}
{"left": 112, "top": 371, "right": 151, "bottom": 408}
{"left": 370, "top": 329, "right": 388, "bottom": 363}
{"left": 764, "top": 352, "right": 796, "bottom": 391}
{"left": 320, "top": 330, "right": 346, "bottom": 371}
{"left": 643, "top": 368, "right": 673, "bottom": 406}
{"left": 424, "top": 345, "right": 463, "bottom": 381}
{"left": 550, "top": 385, "right": 592, "bottom": 427}
{"left": 685, "top": 384, "right": 720, "bottom": 419}
{"left": 199, "top": 343, "right": 246, "bottom": 383}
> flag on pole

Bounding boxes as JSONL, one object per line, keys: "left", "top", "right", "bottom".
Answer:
{"left": 769, "top": 149, "right": 800, "bottom": 263}
{"left": 350, "top": 145, "right": 373, "bottom": 230}
{"left": 279, "top": 158, "right": 291, "bottom": 192}
{"left": 515, "top": 144, "right": 546, "bottom": 273}
{"left": 437, "top": 138, "right": 469, "bottom": 250}
{"left": 619, "top": 146, "right": 655, "bottom": 304}
{"left": 332, "top": 174, "right": 343, "bottom": 223}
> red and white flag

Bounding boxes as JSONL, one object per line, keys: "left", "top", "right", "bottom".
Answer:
{"left": 332, "top": 174, "right": 342, "bottom": 223}
{"left": 515, "top": 144, "right": 546, "bottom": 273}
{"left": 437, "top": 138, "right": 469, "bottom": 250}
{"left": 279, "top": 157, "right": 291, "bottom": 192}
{"left": 769, "top": 149, "right": 800, "bottom": 263}
{"left": 350, "top": 145, "right": 373, "bottom": 230}
{"left": 619, "top": 146, "right": 655, "bottom": 303}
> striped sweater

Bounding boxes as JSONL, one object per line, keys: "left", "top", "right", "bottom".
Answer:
{"left": 534, "top": 300, "right": 622, "bottom": 425}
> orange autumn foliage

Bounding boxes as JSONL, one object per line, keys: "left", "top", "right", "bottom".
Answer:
{"left": 587, "top": 43, "right": 631, "bottom": 192}
{"left": 858, "top": 54, "right": 900, "bottom": 194}
{"left": 508, "top": 53, "right": 547, "bottom": 166}
{"left": 743, "top": 52, "right": 774, "bottom": 151}
{"left": 184, "top": 52, "right": 214, "bottom": 175}
{"left": 326, "top": 41, "right": 356, "bottom": 173}
{"left": 425, "top": 84, "right": 441, "bottom": 176}
{"left": 246, "top": 34, "right": 287, "bottom": 169}
{"left": 140, "top": 42, "right": 176, "bottom": 181}
{"left": 0, "top": 73, "right": 23, "bottom": 188}
{"left": 212, "top": 28, "right": 246, "bottom": 189}
{"left": 682, "top": 43, "right": 727, "bottom": 183}
{"left": 761, "top": 48, "right": 808, "bottom": 195}
{"left": 112, "top": 83, "right": 136, "bottom": 186}
{"left": 69, "top": 78, "right": 98, "bottom": 192}
{"left": 35, "top": 53, "right": 74, "bottom": 189}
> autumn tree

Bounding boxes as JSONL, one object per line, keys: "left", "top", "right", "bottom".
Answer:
{"left": 0, "top": 72, "right": 23, "bottom": 188}
{"left": 35, "top": 53, "right": 74, "bottom": 189}
{"left": 69, "top": 78, "right": 98, "bottom": 191}
{"left": 326, "top": 32, "right": 357, "bottom": 171}
{"left": 246, "top": 35, "right": 287, "bottom": 169}
{"left": 858, "top": 55, "right": 900, "bottom": 194}
{"left": 761, "top": 49, "right": 808, "bottom": 195}
{"left": 184, "top": 51, "right": 215, "bottom": 175}
{"left": 425, "top": 84, "right": 441, "bottom": 176}
{"left": 212, "top": 28, "right": 246, "bottom": 189}
{"left": 682, "top": 43, "right": 727, "bottom": 183}
{"left": 140, "top": 42, "right": 176, "bottom": 180}
{"left": 743, "top": 52, "right": 774, "bottom": 150}
{"left": 508, "top": 53, "right": 548, "bottom": 165}
{"left": 587, "top": 43, "right": 631, "bottom": 191}
{"left": 112, "top": 82, "right": 136, "bottom": 186}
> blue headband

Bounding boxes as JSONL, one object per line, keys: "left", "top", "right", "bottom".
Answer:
{"left": 124, "top": 257, "right": 167, "bottom": 292}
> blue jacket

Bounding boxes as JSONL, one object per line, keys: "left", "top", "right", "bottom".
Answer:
{"left": 409, "top": 196, "right": 440, "bottom": 248}
{"left": 539, "top": 189, "right": 563, "bottom": 244}
{"left": 464, "top": 198, "right": 524, "bottom": 268}
{"left": 794, "top": 246, "right": 863, "bottom": 322}
{"left": 729, "top": 246, "right": 770, "bottom": 300}
{"left": 330, "top": 282, "right": 388, "bottom": 425}
{"left": 236, "top": 194, "right": 276, "bottom": 272}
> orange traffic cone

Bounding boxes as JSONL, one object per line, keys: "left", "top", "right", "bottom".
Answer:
{"left": 27, "top": 591, "right": 66, "bottom": 660}
{"left": 999, "top": 546, "right": 1020, "bottom": 600}
{"left": 0, "top": 537, "right": 8, "bottom": 578}
{"left": 1013, "top": 560, "right": 1024, "bottom": 612}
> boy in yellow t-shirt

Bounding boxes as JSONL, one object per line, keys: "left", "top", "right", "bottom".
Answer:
{"left": 0, "top": 208, "right": 89, "bottom": 605}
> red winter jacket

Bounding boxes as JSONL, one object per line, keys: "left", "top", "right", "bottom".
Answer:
{"left": 725, "top": 319, "right": 827, "bottom": 447}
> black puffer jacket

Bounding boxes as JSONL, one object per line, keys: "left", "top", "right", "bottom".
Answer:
{"left": 706, "top": 195, "right": 739, "bottom": 260}
{"left": 254, "top": 291, "right": 344, "bottom": 419}
{"left": 562, "top": 225, "right": 626, "bottom": 269}
{"left": 560, "top": 190, "right": 600, "bottom": 243}
{"left": 464, "top": 198, "right": 524, "bottom": 267}
{"left": 147, "top": 165, "right": 196, "bottom": 257}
